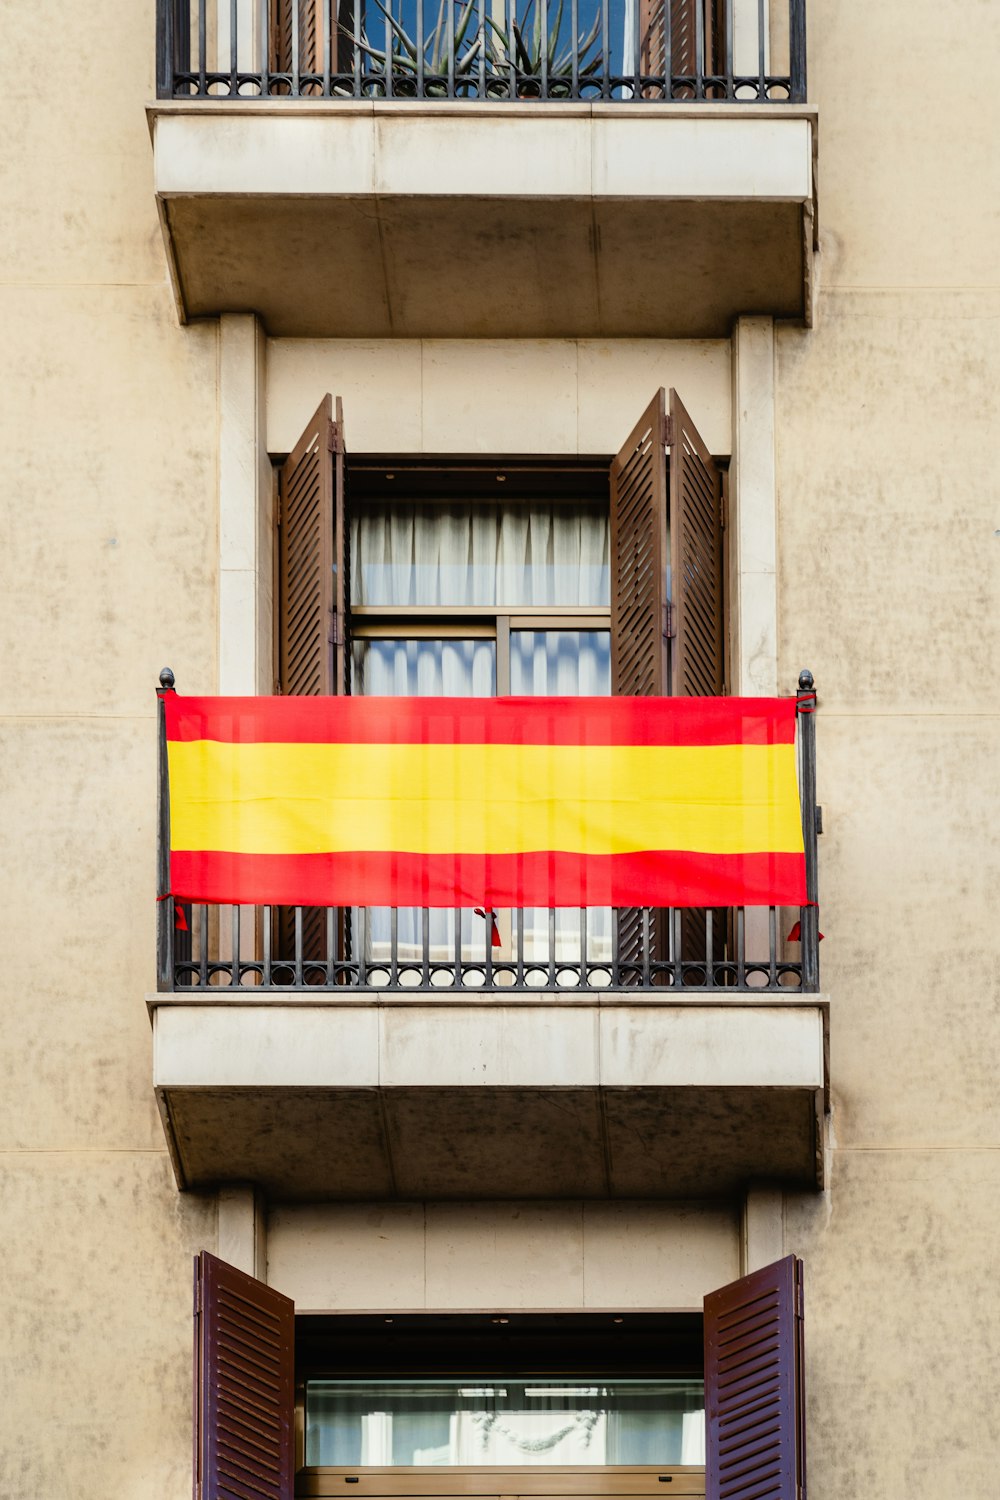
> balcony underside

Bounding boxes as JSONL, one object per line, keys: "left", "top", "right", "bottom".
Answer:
{"left": 151, "top": 105, "right": 816, "bottom": 338}
{"left": 152, "top": 998, "right": 827, "bottom": 1198}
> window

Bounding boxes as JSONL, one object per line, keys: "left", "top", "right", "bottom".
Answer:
{"left": 192, "top": 1255, "right": 806, "bottom": 1500}
{"left": 274, "top": 389, "right": 727, "bottom": 975}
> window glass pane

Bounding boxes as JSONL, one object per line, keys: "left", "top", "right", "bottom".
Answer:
{"left": 510, "top": 630, "right": 611, "bottom": 696}
{"left": 353, "top": 637, "right": 496, "bottom": 696}
{"left": 305, "top": 1379, "right": 705, "bottom": 1468}
{"left": 353, "top": 501, "right": 610, "bottom": 607}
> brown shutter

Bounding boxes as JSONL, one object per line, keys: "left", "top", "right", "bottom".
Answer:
{"left": 276, "top": 395, "right": 350, "bottom": 968}
{"left": 269, "top": 0, "right": 322, "bottom": 88}
{"left": 668, "top": 387, "right": 725, "bottom": 697}
{"left": 705, "top": 1255, "right": 806, "bottom": 1500}
{"left": 610, "top": 391, "right": 668, "bottom": 977}
{"left": 194, "top": 1251, "right": 294, "bottom": 1500}
{"left": 277, "top": 393, "right": 349, "bottom": 697}
{"left": 610, "top": 389, "right": 669, "bottom": 698}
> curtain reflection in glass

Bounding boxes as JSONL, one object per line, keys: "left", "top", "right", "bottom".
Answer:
{"left": 353, "top": 501, "right": 610, "bottom": 608}
{"left": 511, "top": 631, "right": 612, "bottom": 967}
{"left": 352, "top": 638, "right": 495, "bottom": 968}
{"left": 305, "top": 1378, "right": 706, "bottom": 1468}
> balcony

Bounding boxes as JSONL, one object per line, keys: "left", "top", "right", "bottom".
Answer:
{"left": 150, "top": 682, "right": 827, "bottom": 1201}
{"left": 150, "top": 0, "right": 815, "bottom": 337}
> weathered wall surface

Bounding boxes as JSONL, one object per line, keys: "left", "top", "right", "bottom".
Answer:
{"left": 269, "top": 1201, "right": 740, "bottom": 1312}
{"left": 0, "top": 1, "right": 220, "bottom": 1495}
{"left": 776, "top": 0, "right": 1000, "bottom": 1495}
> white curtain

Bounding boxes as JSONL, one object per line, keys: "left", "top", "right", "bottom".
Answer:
{"left": 353, "top": 500, "right": 610, "bottom": 608}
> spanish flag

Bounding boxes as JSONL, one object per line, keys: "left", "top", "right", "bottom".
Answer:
{"left": 164, "top": 695, "right": 807, "bottom": 908}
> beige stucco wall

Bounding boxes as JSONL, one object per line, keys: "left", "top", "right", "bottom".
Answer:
{"left": 266, "top": 338, "right": 732, "bottom": 457}
{"left": 772, "top": 0, "right": 1000, "bottom": 1494}
{"left": 269, "top": 1202, "right": 740, "bottom": 1312}
{"left": 3, "top": 0, "right": 1000, "bottom": 1494}
{"left": 0, "top": 3, "right": 221, "bottom": 1495}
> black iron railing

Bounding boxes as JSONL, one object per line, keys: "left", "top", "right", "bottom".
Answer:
{"left": 156, "top": 670, "right": 820, "bottom": 995}
{"left": 156, "top": 0, "right": 805, "bottom": 103}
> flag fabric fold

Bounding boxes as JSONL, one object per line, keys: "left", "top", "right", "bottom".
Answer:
{"left": 163, "top": 695, "right": 807, "bottom": 908}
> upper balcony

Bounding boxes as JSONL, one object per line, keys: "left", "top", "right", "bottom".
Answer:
{"left": 150, "top": 0, "right": 815, "bottom": 337}
{"left": 149, "top": 676, "right": 827, "bottom": 1202}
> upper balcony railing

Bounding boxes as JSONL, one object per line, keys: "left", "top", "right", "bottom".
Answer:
{"left": 156, "top": 0, "right": 806, "bottom": 104}
{"left": 155, "top": 672, "right": 820, "bottom": 996}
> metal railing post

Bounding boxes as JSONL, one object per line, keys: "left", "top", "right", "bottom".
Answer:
{"left": 789, "top": 0, "right": 807, "bottom": 102}
{"left": 156, "top": 0, "right": 174, "bottom": 97}
{"left": 156, "top": 668, "right": 176, "bottom": 990}
{"left": 797, "top": 668, "right": 819, "bottom": 991}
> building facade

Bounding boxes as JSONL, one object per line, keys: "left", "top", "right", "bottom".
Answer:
{"left": 2, "top": 0, "right": 999, "bottom": 1495}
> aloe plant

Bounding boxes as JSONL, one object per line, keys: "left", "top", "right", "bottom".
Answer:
{"left": 351, "top": 0, "right": 602, "bottom": 97}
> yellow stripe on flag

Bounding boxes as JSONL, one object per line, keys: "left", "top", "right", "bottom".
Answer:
{"left": 168, "top": 740, "right": 804, "bottom": 857}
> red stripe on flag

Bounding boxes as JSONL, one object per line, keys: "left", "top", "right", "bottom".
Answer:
{"left": 164, "top": 694, "right": 797, "bottom": 748}
{"left": 169, "top": 849, "right": 807, "bottom": 909}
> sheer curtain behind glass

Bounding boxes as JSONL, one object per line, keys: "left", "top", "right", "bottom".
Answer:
{"left": 353, "top": 500, "right": 609, "bottom": 608}
{"left": 305, "top": 1379, "right": 705, "bottom": 1468}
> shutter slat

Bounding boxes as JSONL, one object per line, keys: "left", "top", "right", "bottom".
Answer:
{"left": 705, "top": 1256, "right": 806, "bottom": 1500}
{"left": 195, "top": 1252, "right": 294, "bottom": 1500}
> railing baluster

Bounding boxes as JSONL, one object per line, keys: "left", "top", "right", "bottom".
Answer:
{"left": 798, "top": 669, "right": 820, "bottom": 991}
{"left": 611, "top": 907, "right": 620, "bottom": 988}
{"left": 263, "top": 904, "right": 272, "bottom": 986}
{"left": 642, "top": 908, "right": 651, "bottom": 989}
{"left": 294, "top": 907, "right": 304, "bottom": 986}
{"left": 485, "top": 904, "right": 494, "bottom": 988}
{"left": 671, "top": 907, "right": 682, "bottom": 988}
{"left": 768, "top": 906, "right": 778, "bottom": 987}
{"left": 389, "top": 906, "right": 398, "bottom": 988}
{"left": 725, "top": 0, "right": 733, "bottom": 96}
{"left": 324, "top": 0, "right": 332, "bottom": 95}
{"left": 694, "top": 0, "right": 704, "bottom": 98}
{"left": 547, "top": 907, "right": 556, "bottom": 987}
{"left": 293, "top": 0, "right": 301, "bottom": 93}
{"left": 571, "top": 0, "right": 579, "bottom": 98}
{"left": 198, "top": 0, "right": 207, "bottom": 93}
{"left": 579, "top": 906, "right": 587, "bottom": 988}
{"left": 736, "top": 906, "right": 746, "bottom": 988}
{"left": 789, "top": 0, "right": 807, "bottom": 101}
{"left": 757, "top": 0, "right": 765, "bottom": 98}
{"left": 446, "top": 0, "right": 455, "bottom": 101}
{"left": 358, "top": 905, "right": 368, "bottom": 987}
{"left": 454, "top": 906, "right": 462, "bottom": 988}
{"left": 231, "top": 904, "right": 240, "bottom": 986}
{"left": 230, "top": 0, "right": 238, "bottom": 90}
{"left": 260, "top": 0, "right": 270, "bottom": 92}
{"left": 706, "top": 908, "right": 715, "bottom": 988}
{"left": 662, "top": 0, "right": 671, "bottom": 98}
{"left": 199, "top": 905, "right": 209, "bottom": 987}
{"left": 516, "top": 906, "right": 525, "bottom": 988}
{"left": 600, "top": 0, "right": 609, "bottom": 98}
{"left": 630, "top": 0, "right": 638, "bottom": 98}
{"left": 539, "top": 0, "right": 548, "bottom": 97}
{"left": 327, "top": 906, "right": 337, "bottom": 985}
{"left": 421, "top": 906, "right": 431, "bottom": 987}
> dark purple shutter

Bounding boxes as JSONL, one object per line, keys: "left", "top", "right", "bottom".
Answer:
{"left": 194, "top": 1251, "right": 294, "bottom": 1500}
{"left": 705, "top": 1255, "right": 806, "bottom": 1500}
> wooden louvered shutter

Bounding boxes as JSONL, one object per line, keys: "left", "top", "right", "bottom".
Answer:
{"left": 610, "top": 391, "right": 669, "bottom": 979}
{"left": 639, "top": 0, "right": 726, "bottom": 95}
{"left": 705, "top": 1256, "right": 806, "bottom": 1500}
{"left": 194, "top": 1251, "right": 294, "bottom": 1500}
{"left": 668, "top": 387, "right": 725, "bottom": 697}
{"left": 610, "top": 389, "right": 669, "bottom": 698}
{"left": 277, "top": 393, "right": 349, "bottom": 698}
{"left": 276, "top": 395, "right": 350, "bottom": 969}
{"left": 269, "top": 0, "right": 322, "bottom": 87}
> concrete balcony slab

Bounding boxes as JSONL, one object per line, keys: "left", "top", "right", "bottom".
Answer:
{"left": 149, "top": 102, "right": 816, "bottom": 338}
{"left": 151, "top": 996, "right": 828, "bottom": 1199}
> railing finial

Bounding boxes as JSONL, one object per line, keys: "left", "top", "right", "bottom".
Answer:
{"left": 159, "top": 666, "right": 176, "bottom": 692}
{"left": 798, "top": 668, "right": 814, "bottom": 693}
